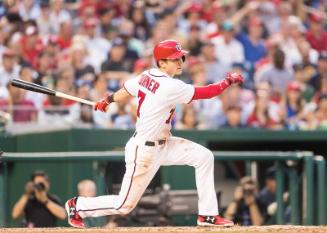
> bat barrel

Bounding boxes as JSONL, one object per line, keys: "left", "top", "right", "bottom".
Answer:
{"left": 11, "top": 79, "right": 56, "bottom": 96}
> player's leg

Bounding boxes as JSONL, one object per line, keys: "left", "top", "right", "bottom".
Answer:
{"left": 161, "top": 136, "right": 233, "bottom": 227}
{"left": 67, "top": 138, "right": 163, "bottom": 224}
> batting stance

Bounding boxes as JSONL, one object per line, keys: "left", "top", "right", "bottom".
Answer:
{"left": 65, "top": 40, "right": 243, "bottom": 228}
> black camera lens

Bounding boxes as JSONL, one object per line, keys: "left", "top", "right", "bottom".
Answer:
{"left": 34, "top": 182, "right": 46, "bottom": 191}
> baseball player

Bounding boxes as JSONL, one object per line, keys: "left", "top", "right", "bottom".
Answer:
{"left": 65, "top": 40, "right": 244, "bottom": 228}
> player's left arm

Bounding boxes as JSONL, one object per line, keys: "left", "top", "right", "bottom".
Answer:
{"left": 94, "top": 88, "right": 131, "bottom": 112}
{"left": 191, "top": 73, "right": 244, "bottom": 100}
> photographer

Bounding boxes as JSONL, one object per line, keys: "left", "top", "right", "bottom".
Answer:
{"left": 224, "top": 176, "right": 263, "bottom": 226}
{"left": 12, "top": 170, "right": 66, "bottom": 227}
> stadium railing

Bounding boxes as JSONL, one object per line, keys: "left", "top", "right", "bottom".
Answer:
{"left": 1, "top": 150, "right": 325, "bottom": 226}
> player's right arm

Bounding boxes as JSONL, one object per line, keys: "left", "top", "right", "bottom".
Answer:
{"left": 94, "top": 88, "right": 131, "bottom": 112}
{"left": 94, "top": 76, "right": 139, "bottom": 112}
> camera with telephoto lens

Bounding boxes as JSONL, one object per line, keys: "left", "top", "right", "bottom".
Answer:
{"left": 243, "top": 187, "right": 254, "bottom": 196}
{"left": 34, "top": 182, "right": 46, "bottom": 191}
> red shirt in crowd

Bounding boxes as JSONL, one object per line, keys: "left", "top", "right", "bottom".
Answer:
{"left": 246, "top": 111, "right": 278, "bottom": 129}
{"left": 305, "top": 30, "right": 327, "bottom": 52}
{"left": 0, "top": 99, "right": 36, "bottom": 122}
{"left": 20, "top": 36, "right": 44, "bottom": 68}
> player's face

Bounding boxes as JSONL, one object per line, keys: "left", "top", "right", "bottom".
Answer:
{"left": 161, "top": 58, "right": 183, "bottom": 76}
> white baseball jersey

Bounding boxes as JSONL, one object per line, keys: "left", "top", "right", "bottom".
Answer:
{"left": 124, "top": 68, "right": 195, "bottom": 141}
{"left": 75, "top": 68, "right": 219, "bottom": 219}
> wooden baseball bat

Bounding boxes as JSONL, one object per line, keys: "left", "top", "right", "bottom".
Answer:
{"left": 11, "top": 79, "right": 95, "bottom": 106}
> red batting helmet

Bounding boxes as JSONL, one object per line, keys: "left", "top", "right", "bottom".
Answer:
{"left": 153, "top": 40, "right": 188, "bottom": 63}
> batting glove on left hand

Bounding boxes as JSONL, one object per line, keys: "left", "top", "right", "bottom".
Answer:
{"left": 225, "top": 72, "right": 244, "bottom": 85}
{"left": 94, "top": 93, "right": 110, "bottom": 112}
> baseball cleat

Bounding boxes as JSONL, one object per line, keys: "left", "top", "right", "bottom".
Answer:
{"left": 65, "top": 197, "right": 85, "bottom": 228}
{"left": 197, "top": 215, "right": 234, "bottom": 227}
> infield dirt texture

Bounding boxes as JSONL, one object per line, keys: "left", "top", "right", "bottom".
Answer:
{"left": 0, "top": 226, "right": 326, "bottom": 233}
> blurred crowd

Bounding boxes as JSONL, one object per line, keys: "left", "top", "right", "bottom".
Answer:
{"left": 0, "top": 0, "right": 327, "bottom": 130}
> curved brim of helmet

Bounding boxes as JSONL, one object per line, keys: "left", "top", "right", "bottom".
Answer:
{"left": 166, "top": 50, "right": 189, "bottom": 60}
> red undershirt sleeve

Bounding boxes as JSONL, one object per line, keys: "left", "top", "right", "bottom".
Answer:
{"left": 192, "top": 79, "right": 231, "bottom": 100}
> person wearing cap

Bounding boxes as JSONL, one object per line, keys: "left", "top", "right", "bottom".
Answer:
{"left": 49, "top": 0, "right": 71, "bottom": 34}
{"left": 314, "top": 93, "right": 327, "bottom": 129}
{"left": 309, "top": 51, "right": 327, "bottom": 92}
{"left": 200, "top": 41, "right": 230, "bottom": 83}
{"left": 0, "top": 48, "right": 20, "bottom": 88}
{"left": 255, "top": 48, "right": 293, "bottom": 100}
{"left": 257, "top": 167, "right": 290, "bottom": 224}
{"left": 227, "top": 3, "right": 266, "bottom": 66}
{"left": 305, "top": 13, "right": 327, "bottom": 53}
{"left": 283, "top": 81, "right": 306, "bottom": 130}
{"left": 18, "top": 0, "right": 41, "bottom": 21}
{"left": 83, "top": 17, "right": 111, "bottom": 72}
{"left": 65, "top": 40, "right": 244, "bottom": 228}
{"left": 211, "top": 20, "right": 245, "bottom": 67}
{"left": 101, "top": 37, "right": 139, "bottom": 91}
{"left": 19, "top": 25, "right": 44, "bottom": 68}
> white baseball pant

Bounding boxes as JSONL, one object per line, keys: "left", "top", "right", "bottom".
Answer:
{"left": 76, "top": 136, "right": 218, "bottom": 218}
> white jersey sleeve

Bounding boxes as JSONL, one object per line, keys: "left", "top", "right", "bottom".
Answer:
{"left": 123, "top": 76, "right": 140, "bottom": 97}
{"left": 167, "top": 79, "right": 195, "bottom": 104}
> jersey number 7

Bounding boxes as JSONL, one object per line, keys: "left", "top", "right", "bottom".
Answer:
{"left": 137, "top": 90, "right": 174, "bottom": 124}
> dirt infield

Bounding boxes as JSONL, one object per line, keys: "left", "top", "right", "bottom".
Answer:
{"left": 0, "top": 226, "right": 326, "bottom": 233}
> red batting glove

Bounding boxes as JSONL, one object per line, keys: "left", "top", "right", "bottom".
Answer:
{"left": 225, "top": 72, "right": 244, "bottom": 85}
{"left": 94, "top": 93, "right": 110, "bottom": 112}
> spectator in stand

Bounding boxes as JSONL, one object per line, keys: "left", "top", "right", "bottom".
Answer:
{"left": 18, "top": 0, "right": 40, "bottom": 21}
{"left": 128, "top": 2, "right": 150, "bottom": 41}
{"left": 255, "top": 48, "right": 293, "bottom": 102}
{"left": 177, "top": 2, "right": 207, "bottom": 36}
{"left": 305, "top": 13, "right": 327, "bottom": 53}
{"left": 211, "top": 21, "right": 245, "bottom": 67}
{"left": 309, "top": 51, "right": 327, "bottom": 92}
{"left": 257, "top": 167, "right": 276, "bottom": 224}
{"left": 98, "top": 5, "right": 117, "bottom": 38}
{"left": 12, "top": 170, "right": 66, "bottom": 227}
{"left": 282, "top": 81, "right": 307, "bottom": 130}
{"left": 83, "top": 17, "right": 111, "bottom": 72}
{"left": 229, "top": 3, "right": 267, "bottom": 67}
{"left": 224, "top": 176, "right": 263, "bottom": 226}
{"left": 20, "top": 65, "right": 45, "bottom": 110}
{"left": 200, "top": 41, "right": 230, "bottom": 83}
{"left": 36, "top": 1, "right": 51, "bottom": 36}
{"left": 257, "top": 167, "right": 290, "bottom": 224}
{"left": 112, "top": 99, "right": 136, "bottom": 129}
{"left": 19, "top": 24, "right": 44, "bottom": 69}
{"left": 49, "top": 0, "right": 71, "bottom": 34}
{"left": 56, "top": 20, "right": 73, "bottom": 50}
{"left": 76, "top": 80, "right": 93, "bottom": 125}
{"left": 314, "top": 94, "right": 327, "bottom": 129}
{"left": 185, "top": 25, "right": 204, "bottom": 57}
{"left": 70, "top": 43, "right": 94, "bottom": 81}
{"left": 35, "top": 51, "right": 56, "bottom": 86}
{"left": 292, "top": 63, "right": 315, "bottom": 102}
{"left": 244, "top": 82, "right": 283, "bottom": 129}
{"left": 175, "top": 104, "right": 203, "bottom": 130}
{"left": 277, "top": 15, "right": 310, "bottom": 66}
{"left": 222, "top": 106, "right": 243, "bottom": 128}
{"left": 0, "top": 48, "right": 20, "bottom": 88}
{"left": 101, "top": 37, "right": 137, "bottom": 91}
{"left": 3, "top": 81, "right": 37, "bottom": 123}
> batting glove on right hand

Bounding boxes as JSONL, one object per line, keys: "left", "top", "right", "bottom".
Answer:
{"left": 225, "top": 72, "right": 244, "bottom": 85}
{"left": 94, "top": 93, "right": 110, "bottom": 112}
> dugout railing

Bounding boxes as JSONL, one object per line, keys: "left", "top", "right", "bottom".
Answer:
{"left": 0, "top": 151, "right": 326, "bottom": 227}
